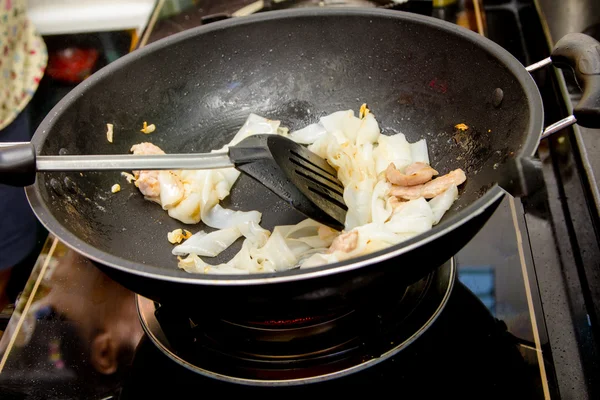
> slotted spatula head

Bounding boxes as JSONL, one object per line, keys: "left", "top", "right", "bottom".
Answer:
{"left": 229, "top": 134, "right": 347, "bottom": 230}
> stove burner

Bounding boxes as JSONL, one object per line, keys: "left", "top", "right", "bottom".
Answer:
{"left": 136, "top": 258, "right": 455, "bottom": 386}
{"left": 232, "top": 311, "right": 349, "bottom": 329}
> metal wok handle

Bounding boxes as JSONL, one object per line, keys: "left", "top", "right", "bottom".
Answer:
{"left": 499, "top": 33, "right": 600, "bottom": 198}
{"left": 526, "top": 32, "right": 600, "bottom": 137}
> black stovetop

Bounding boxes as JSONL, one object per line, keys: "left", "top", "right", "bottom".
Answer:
{"left": 1, "top": 1, "right": 599, "bottom": 399}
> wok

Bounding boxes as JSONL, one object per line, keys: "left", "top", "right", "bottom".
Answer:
{"left": 4, "top": 8, "right": 600, "bottom": 319}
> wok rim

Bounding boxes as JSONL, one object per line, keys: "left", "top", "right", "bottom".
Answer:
{"left": 25, "top": 7, "right": 543, "bottom": 286}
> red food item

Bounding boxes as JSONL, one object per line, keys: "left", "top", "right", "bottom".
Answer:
{"left": 46, "top": 48, "right": 99, "bottom": 83}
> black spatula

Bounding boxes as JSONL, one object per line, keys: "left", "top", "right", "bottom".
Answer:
{"left": 0, "top": 135, "right": 347, "bottom": 230}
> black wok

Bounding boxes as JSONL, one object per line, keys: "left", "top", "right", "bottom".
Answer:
{"left": 8, "top": 8, "right": 600, "bottom": 319}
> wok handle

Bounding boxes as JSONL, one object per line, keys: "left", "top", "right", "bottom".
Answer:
{"left": 551, "top": 33, "right": 600, "bottom": 128}
{"left": 504, "top": 33, "right": 600, "bottom": 197}
{"left": 495, "top": 157, "right": 543, "bottom": 198}
{"left": 0, "top": 142, "right": 36, "bottom": 187}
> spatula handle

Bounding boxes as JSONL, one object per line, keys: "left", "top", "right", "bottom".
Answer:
{"left": 0, "top": 142, "right": 36, "bottom": 186}
{"left": 36, "top": 152, "right": 234, "bottom": 171}
{"left": 0, "top": 142, "right": 234, "bottom": 187}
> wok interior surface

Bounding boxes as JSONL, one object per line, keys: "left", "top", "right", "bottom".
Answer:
{"left": 29, "top": 9, "right": 538, "bottom": 281}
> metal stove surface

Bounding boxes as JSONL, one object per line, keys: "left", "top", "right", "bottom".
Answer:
{"left": 1, "top": 0, "right": 598, "bottom": 399}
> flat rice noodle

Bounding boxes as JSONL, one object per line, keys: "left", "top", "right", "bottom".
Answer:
{"left": 428, "top": 184, "right": 458, "bottom": 225}
{"left": 178, "top": 254, "right": 250, "bottom": 274}
{"left": 385, "top": 198, "right": 434, "bottom": 235}
{"left": 371, "top": 180, "right": 392, "bottom": 224}
{"left": 373, "top": 133, "right": 412, "bottom": 175}
{"left": 289, "top": 122, "right": 327, "bottom": 144}
{"left": 203, "top": 204, "right": 262, "bottom": 230}
{"left": 320, "top": 110, "right": 362, "bottom": 144}
{"left": 228, "top": 113, "right": 281, "bottom": 147}
{"left": 167, "top": 191, "right": 202, "bottom": 224}
{"left": 172, "top": 227, "right": 241, "bottom": 257}
{"left": 355, "top": 113, "right": 380, "bottom": 146}
{"left": 343, "top": 178, "right": 376, "bottom": 230}
{"left": 250, "top": 227, "right": 298, "bottom": 271}
{"left": 157, "top": 171, "right": 184, "bottom": 209}
{"left": 410, "top": 139, "right": 430, "bottom": 165}
{"left": 238, "top": 220, "right": 271, "bottom": 246}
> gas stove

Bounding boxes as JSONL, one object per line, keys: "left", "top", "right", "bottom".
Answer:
{"left": 122, "top": 261, "right": 541, "bottom": 398}
{"left": 135, "top": 260, "right": 454, "bottom": 385}
{"left": 1, "top": 1, "right": 599, "bottom": 399}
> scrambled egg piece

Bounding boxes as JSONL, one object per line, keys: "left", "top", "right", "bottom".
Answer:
{"left": 168, "top": 229, "right": 193, "bottom": 244}
{"left": 455, "top": 123, "right": 469, "bottom": 131}
{"left": 140, "top": 121, "right": 156, "bottom": 134}
{"left": 111, "top": 184, "right": 121, "bottom": 193}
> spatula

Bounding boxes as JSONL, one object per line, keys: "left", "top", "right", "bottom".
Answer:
{"left": 0, "top": 135, "right": 347, "bottom": 230}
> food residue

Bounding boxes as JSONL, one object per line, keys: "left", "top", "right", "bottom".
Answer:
{"left": 121, "top": 171, "right": 136, "bottom": 184}
{"left": 359, "top": 103, "right": 370, "bottom": 119}
{"left": 111, "top": 184, "right": 121, "bottom": 193}
{"left": 140, "top": 121, "right": 156, "bottom": 134}
{"left": 168, "top": 229, "right": 193, "bottom": 244}
{"left": 455, "top": 123, "right": 469, "bottom": 131}
{"left": 106, "top": 123, "right": 114, "bottom": 143}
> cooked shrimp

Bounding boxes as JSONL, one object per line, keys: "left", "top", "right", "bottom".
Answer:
{"left": 130, "top": 142, "right": 165, "bottom": 200}
{"left": 385, "top": 162, "right": 438, "bottom": 186}
{"left": 328, "top": 230, "right": 359, "bottom": 253}
{"left": 391, "top": 169, "right": 466, "bottom": 200}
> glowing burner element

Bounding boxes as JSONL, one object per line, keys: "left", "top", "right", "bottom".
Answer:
{"left": 243, "top": 313, "right": 344, "bottom": 328}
